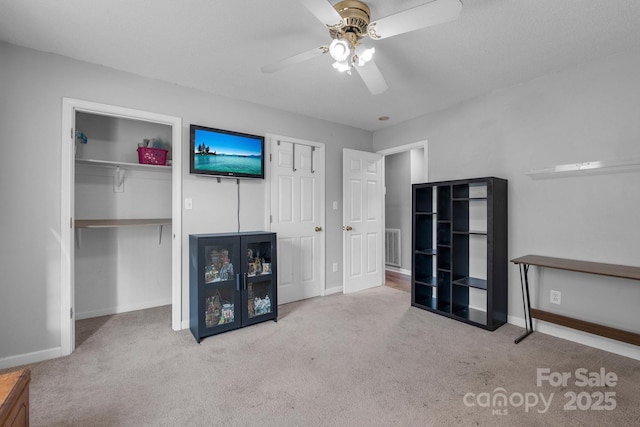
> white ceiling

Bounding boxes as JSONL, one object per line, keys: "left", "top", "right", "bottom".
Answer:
{"left": 1, "top": 0, "right": 639, "bottom": 132}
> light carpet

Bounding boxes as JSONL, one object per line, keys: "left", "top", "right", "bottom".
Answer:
{"left": 6, "top": 286, "right": 640, "bottom": 426}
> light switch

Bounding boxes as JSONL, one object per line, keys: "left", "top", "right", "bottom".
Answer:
{"left": 333, "top": 201, "right": 338, "bottom": 210}
{"left": 185, "top": 198, "right": 193, "bottom": 210}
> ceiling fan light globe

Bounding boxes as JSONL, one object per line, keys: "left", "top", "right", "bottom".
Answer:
{"left": 355, "top": 45, "right": 375, "bottom": 66}
{"left": 329, "top": 39, "right": 351, "bottom": 62}
{"left": 362, "top": 47, "right": 375, "bottom": 63}
{"left": 332, "top": 60, "right": 351, "bottom": 73}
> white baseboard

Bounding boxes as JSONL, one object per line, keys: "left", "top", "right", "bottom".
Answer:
{"left": 76, "top": 298, "right": 172, "bottom": 320}
{"left": 385, "top": 266, "right": 411, "bottom": 276}
{"left": 508, "top": 315, "right": 640, "bottom": 361}
{"left": 0, "top": 346, "right": 62, "bottom": 370}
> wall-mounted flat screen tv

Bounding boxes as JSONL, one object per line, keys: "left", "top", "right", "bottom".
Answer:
{"left": 190, "top": 124, "right": 265, "bottom": 179}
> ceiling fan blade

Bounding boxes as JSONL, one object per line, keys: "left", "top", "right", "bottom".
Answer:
{"left": 355, "top": 58, "right": 388, "bottom": 95}
{"left": 262, "top": 46, "right": 328, "bottom": 73}
{"left": 300, "top": 0, "right": 344, "bottom": 27}
{"left": 367, "top": 0, "right": 462, "bottom": 40}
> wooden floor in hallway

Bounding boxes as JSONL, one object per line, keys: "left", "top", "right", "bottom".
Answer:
{"left": 384, "top": 269, "right": 410, "bottom": 293}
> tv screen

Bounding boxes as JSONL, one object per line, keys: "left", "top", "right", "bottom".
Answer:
{"left": 190, "top": 124, "right": 265, "bottom": 179}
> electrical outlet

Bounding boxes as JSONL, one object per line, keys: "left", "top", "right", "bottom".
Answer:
{"left": 550, "top": 290, "right": 561, "bottom": 305}
{"left": 332, "top": 262, "right": 339, "bottom": 273}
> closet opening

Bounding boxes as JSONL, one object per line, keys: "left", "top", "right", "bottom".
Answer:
{"left": 61, "top": 98, "right": 183, "bottom": 355}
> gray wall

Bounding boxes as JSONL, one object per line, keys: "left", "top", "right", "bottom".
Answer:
{"left": 374, "top": 51, "right": 640, "bottom": 358}
{"left": 0, "top": 42, "right": 372, "bottom": 364}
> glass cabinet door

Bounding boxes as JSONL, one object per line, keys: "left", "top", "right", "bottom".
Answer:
{"left": 203, "top": 284, "right": 238, "bottom": 329}
{"left": 202, "top": 237, "right": 239, "bottom": 285}
{"left": 242, "top": 235, "right": 277, "bottom": 324}
{"left": 199, "top": 236, "right": 241, "bottom": 335}
{"left": 246, "top": 279, "right": 273, "bottom": 319}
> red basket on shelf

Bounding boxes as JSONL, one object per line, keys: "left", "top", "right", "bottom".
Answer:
{"left": 137, "top": 147, "right": 168, "bottom": 165}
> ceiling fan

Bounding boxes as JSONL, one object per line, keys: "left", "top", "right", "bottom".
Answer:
{"left": 262, "top": 0, "right": 463, "bottom": 95}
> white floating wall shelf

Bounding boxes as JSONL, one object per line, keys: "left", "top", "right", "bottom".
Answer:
{"left": 527, "top": 158, "right": 640, "bottom": 179}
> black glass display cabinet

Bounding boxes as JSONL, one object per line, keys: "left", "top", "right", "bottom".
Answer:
{"left": 189, "top": 232, "right": 277, "bottom": 343}
{"left": 412, "top": 177, "right": 508, "bottom": 331}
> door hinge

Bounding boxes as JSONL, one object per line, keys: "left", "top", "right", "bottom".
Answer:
{"left": 270, "top": 215, "right": 273, "bottom": 223}
{"left": 269, "top": 153, "right": 272, "bottom": 162}
{"left": 70, "top": 217, "right": 73, "bottom": 228}
{"left": 70, "top": 307, "right": 73, "bottom": 319}
{"left": 71, "top": 128, "right": 74, "bottom": 139}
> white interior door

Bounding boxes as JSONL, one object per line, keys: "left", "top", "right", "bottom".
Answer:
{"left": 61, "top": 103, "right": 77, "bottom": 353}
{"left": 269, "top": 136, "right": 325, "bottom": 304}
{"left": 343, "top": 149, "right": 384, "bottom": 293}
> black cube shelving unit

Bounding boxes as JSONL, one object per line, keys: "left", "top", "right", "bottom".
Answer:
{"left": 411, "top": 177, "right": 508, "bottom": 330}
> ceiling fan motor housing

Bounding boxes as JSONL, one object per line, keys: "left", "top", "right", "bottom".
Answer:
{"left": 330, "top": 0, "right": 371, "bottom": 45}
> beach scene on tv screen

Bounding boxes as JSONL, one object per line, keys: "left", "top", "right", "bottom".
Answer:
{"left": 194, "top": 129, "right": 262, "bottom": 175}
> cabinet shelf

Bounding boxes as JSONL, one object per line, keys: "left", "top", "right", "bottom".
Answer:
{"left": 204, "top": 278, "right": 236, "bottom": 286}
{"left": 415, "top": 277, "right": 437, "bottom": 287}
{"left": 247, "top": 273, "right": 273, "bottom": 281}
{"left": 453, "top": 307, "right": 487, "bottom": 324}
{"left": 439, "top": 304, "right": 451, "bottom": 313}
{"left": 416, "top": 248, "right": 437, "bottom": 255}
{"left": 452, "top": 230, "right": 487, "bottom": 235}
{"left": 452, "top": 276, "right": 487, "bottom": 290}
{"left": 414, "top": 297, "right": 437, "bottom": 310}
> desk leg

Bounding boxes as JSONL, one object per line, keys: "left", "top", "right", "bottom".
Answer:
{"left": 515, "top": 263, "right": 534, "bottom": 343}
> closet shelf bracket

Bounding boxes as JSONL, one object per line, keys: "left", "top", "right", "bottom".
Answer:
{"left": 114, "top": 166, "right": 125, "bottom": 193}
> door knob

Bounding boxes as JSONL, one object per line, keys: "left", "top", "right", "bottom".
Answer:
{"left": 345, "top": 226, "right": 353, "bottom": 231}
{"left": 314, "top": 226, "right": 322, "bottom": 232}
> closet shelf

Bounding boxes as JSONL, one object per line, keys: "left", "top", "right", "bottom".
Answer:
{"left": 75, "top": 218, "right": 171, "bottom": 247}
{"left": 76, "top": 158, "right": 171, "bottom": 172}
{"left": 76, "top": 158, "right": 170, "bottom": 192}
{"left": 75, "top": 218, "right": 171, "bottom": 228}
